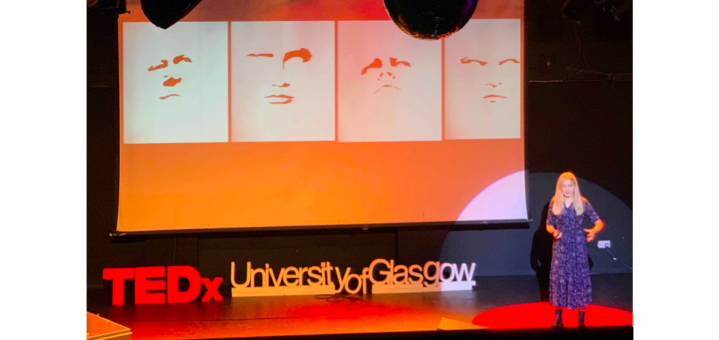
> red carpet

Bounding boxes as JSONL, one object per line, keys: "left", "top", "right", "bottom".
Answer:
{"left": 471, "top": 302, "right": 633, "bottom": 329}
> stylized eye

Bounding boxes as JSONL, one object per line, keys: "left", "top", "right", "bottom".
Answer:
{"left": 247, "top": 53, "right": 274, "bottom": 58}
{"left": 499, "top": 58, "right": 520, "bottom": 65}
{"left": 460, "top": 57, "right": 488, "bottom": 66}
{"left": 390, "top": 57, "right": 410, "bottom": 68}
{"left": 283, "top": 48, "right": 312, "bottom": 68}
{"left": 361, "top": 58, "right": 382, "bottom": 75}
{"left": 173, "top": 55, "right": 192, "bottom": 64}
{"left": 148, "top": 60, "right": 168, "bottom": 71}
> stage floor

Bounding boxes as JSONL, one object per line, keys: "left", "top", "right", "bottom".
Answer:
{"left": 87, "top": 273, "right": 632, "bottom": 339}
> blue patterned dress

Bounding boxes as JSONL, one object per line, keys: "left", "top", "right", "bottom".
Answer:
{"left": 546, "top": 198, "right": 600, "bottom": 310}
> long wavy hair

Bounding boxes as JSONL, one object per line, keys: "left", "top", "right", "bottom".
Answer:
{"left": 551, "top": 172, "right": 584, "bottom": 216}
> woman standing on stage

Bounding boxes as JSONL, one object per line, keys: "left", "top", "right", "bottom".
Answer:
{"left": 545, "top": 172, "right": 604, "bottom": 328}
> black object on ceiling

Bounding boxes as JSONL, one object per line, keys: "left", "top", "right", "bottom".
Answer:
{"left": 141, "top": 0, "right": 203, "bottom": 29}
{"left": 383, "top": 0, "right": 478, "bottom": 40}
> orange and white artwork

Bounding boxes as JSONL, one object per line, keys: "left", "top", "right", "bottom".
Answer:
{"left": 123, "top": 22, "right": 229, "bottom": 144}
{"left": 338, "top": 21, "right": 442, "bottom": 142}
{"left": 231, "top": 21, "right": 335, "bottom": 142}
{"left": 445, "top": 19, "right": 521, "bottom": 140}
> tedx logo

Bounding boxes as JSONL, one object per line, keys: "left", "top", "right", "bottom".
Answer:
{"left": 102, "top": 266, "right": 223, "bottom": 305}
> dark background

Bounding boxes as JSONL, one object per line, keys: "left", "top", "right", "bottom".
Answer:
{"left": 88, "top": 0, "right": 632, "bottom": 293}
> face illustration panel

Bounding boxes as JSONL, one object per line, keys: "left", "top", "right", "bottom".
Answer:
{"left": 123, "top": 22, "right": 228, "bottom": 144}
{"left": 445, "top": 19, "right": 521, "bottom": 140}
{"left": 338, "top": 21, "right": 442, "bottom": 142}
{"left": 231, "top": 21, "right": 335, "bottom": 142}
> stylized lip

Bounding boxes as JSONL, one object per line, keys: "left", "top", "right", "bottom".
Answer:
{"left": 484, "top": 94, "right": 506, "bottom": 103}
{"left": 160, "top": 94, "right": 180, "bottom": 100}
{"left": 265, "top": 94, "right": 294, "bottom": 104}
{"left": 375, "top": 85, "right": 401, "bottom": 93}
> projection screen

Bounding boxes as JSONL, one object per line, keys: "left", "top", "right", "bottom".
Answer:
{"left": 116, "top": 0, "right": 527, "bottom": 232}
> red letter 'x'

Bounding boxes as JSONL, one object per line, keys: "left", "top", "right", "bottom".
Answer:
{"left": 201, "top": 277, "right": 223, "bottom": 301}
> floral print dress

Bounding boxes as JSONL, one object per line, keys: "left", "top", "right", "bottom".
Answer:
{"left": 546, "top": 198, "right": 600, "bottom": 310}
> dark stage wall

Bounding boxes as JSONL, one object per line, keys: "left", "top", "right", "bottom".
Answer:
{"left": 87, "top": 1, "right": 632, "bottom": 289}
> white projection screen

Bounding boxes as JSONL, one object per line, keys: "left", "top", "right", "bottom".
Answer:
{"left": 116, "top": 0, "right": 527, "bottom": 232}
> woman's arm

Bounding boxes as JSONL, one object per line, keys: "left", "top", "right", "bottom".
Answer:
{"left": 546, "top": 224, "right": 562, "bottom": 239}
{"left": 546, "top": 200, "right": 561, "bottom": 239}
{"left": 583, "top": 220, "right": 604, "bottom": 242}
{"left": 546, "top": 224, "right": 556, "bottom": 234}
{"left": 582, "top": 199, "right": 603, "bottom": 242}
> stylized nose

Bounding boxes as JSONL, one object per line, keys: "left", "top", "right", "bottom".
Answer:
{"left": 272, "top": 82, "right": 291, "bottom": 88}
{"left": 486, "top": 83, "right": 498, "bottom": 88}
{"left": 163, "top": 76, "right": 182, "bottom": 87}
{"left": 377, "top": 71, "right": 396, "bottom": 81}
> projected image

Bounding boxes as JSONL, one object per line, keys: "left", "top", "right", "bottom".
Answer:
{"left": 445, "top": 19, "right": 521, "bottom": 140}
{"left": 231, "top": 21, "right": 335, "bottom": 142}
{"left": 338, "top": 21, "right": 442, "bottom": 142}
{"left": 122, "top": 22, "right": 229, "bottom": 144}
{"left": 117, "top": 5, "right": 527, "bottom": 232}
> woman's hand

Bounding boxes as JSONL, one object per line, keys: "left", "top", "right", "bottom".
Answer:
{"left": 583, "top": 228, "right": 596, "bottom": 242}
{"left": 553, "top": 230, "right": 562, "bottom": 240}
{"left": 584, "top": 221, "right": 604, "bottom": 242}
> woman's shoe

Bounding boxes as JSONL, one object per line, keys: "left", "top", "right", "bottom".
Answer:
{"left": 578, "top": 310, "right": 586, "bottom": 328}
{"left": 552, "top": 309, "right": 564, "bottom": 328}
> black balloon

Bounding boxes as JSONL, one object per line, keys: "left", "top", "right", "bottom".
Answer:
{"left": 141, "top": 0, "right": 204, "bottom": 29}
{"left": 383, "top": 0, "right": 478, "bottom": 40}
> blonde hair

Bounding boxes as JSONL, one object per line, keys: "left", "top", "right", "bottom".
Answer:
{"left": 551, "top": 172, "right": 584, "bottom": 216}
